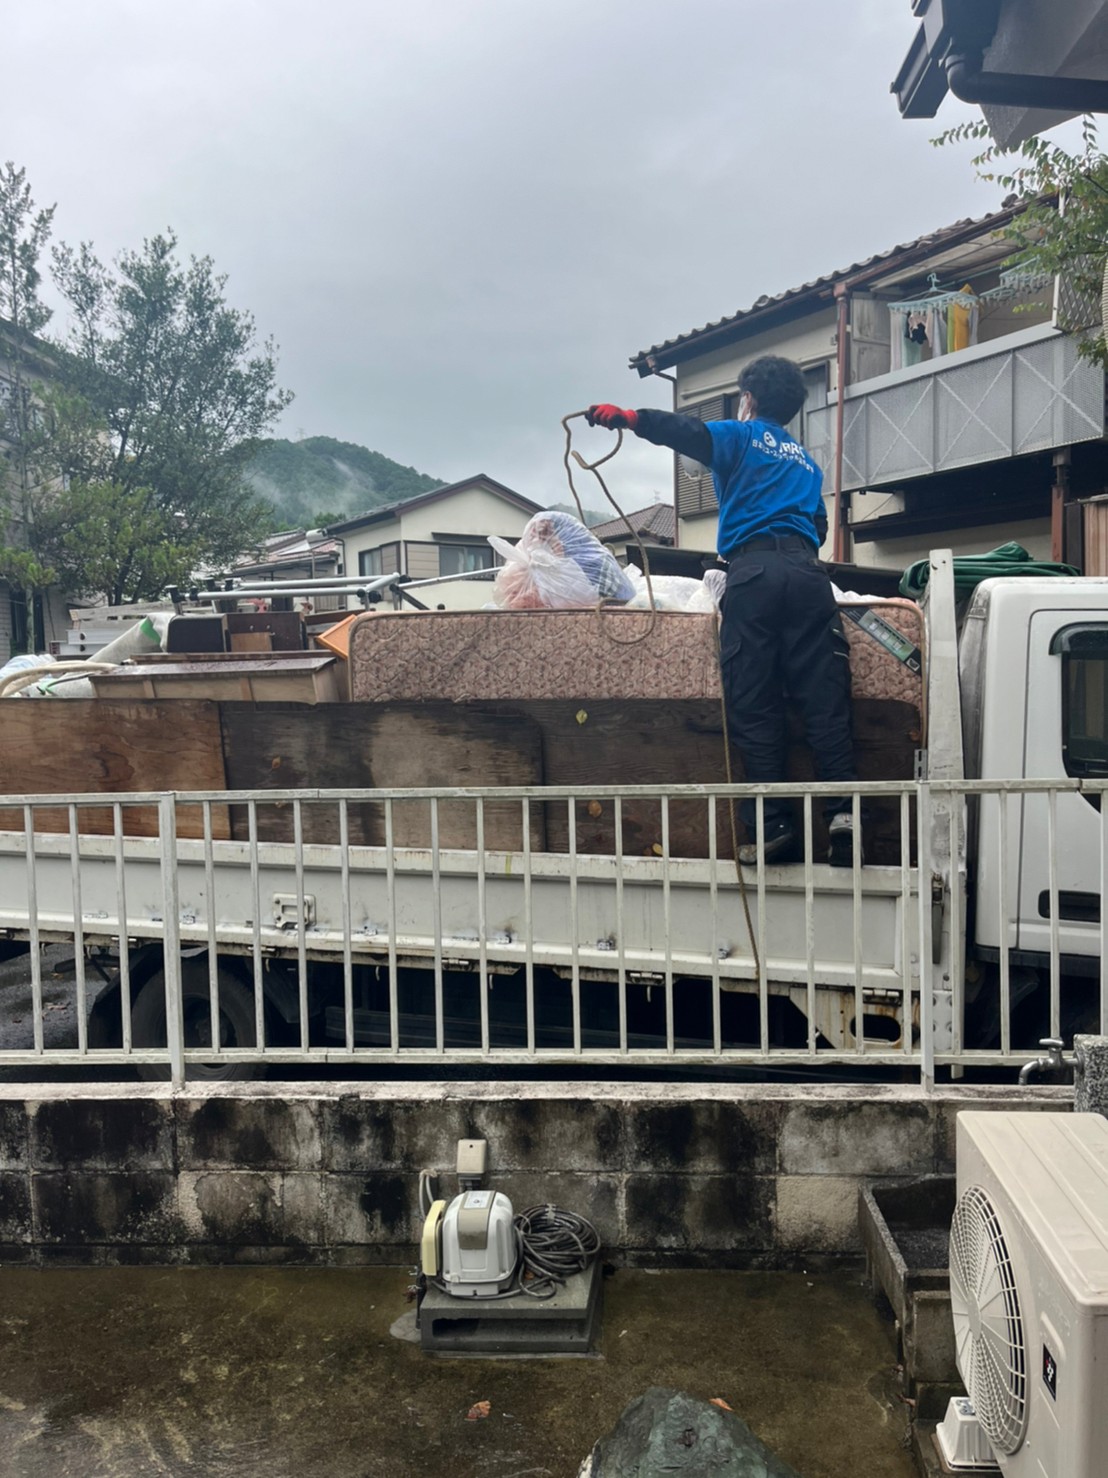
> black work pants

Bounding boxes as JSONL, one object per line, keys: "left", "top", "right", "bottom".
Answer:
{"left": 719, "top": 545, "right": 856, "bottom": 834}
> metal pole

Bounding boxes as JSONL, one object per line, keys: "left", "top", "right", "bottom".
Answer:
{"left": 918, "top": 781, "right": 935, "bottom": 1089}
{"left": 158, "top": 795, "right": 185, "bottom": 1086}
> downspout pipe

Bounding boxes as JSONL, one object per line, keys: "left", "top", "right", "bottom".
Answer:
{"left": 832, "top": 284, "right": 850, "bottom": 565}
{"left": 945, "top": 52, "right": 1108, "bottom": 112}
{"left": 646, "top": 356, "right": 681, "bottom": 548}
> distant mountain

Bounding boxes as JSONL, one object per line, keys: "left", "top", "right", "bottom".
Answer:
{"left": 245, "top": 436, "right": 444, "bottom": 528}
{"left": 544, "top": 501, "right": 609, "bottom": 528}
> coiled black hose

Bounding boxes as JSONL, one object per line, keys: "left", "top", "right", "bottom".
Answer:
{"left": 513, "top": 1203, "right": 601, "bottom": 1299}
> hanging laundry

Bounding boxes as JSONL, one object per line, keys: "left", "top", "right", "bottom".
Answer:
{"left": 889, "top": 308, "right": 904, "bottom": 372}
{"left": 948, "top": 285, "right": 979, "bottom": 352}
{"left": 901, "top": 312, "right": 921, "bottom": 366}
{"left": 927, "top": 305, "right": 946, "bottom": 359}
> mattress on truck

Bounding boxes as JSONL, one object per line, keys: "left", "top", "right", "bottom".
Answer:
{"left": 348, "top": 603, "right": 925, "bottom": 710}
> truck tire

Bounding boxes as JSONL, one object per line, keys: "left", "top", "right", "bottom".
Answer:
{"left": 131, "top": 958, "right": 261, "bottom": 1081}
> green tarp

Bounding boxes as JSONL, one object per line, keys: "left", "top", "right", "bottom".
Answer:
{"left": 899, "top": 541, "right": 1080, "bottom": 600}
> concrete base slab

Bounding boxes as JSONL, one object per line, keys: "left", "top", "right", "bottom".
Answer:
{"left": 419, "top": 1261, "right": 602, "bottom": 1353}
{"left": 911, "top": 1419, "right": 999, "bottom": 1477}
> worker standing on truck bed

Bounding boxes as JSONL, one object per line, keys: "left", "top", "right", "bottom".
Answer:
{"left": 587, "top": 355, "right": 859, "bottom": 867}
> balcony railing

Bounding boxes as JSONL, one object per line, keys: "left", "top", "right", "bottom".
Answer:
{"left": 806, "top": 324, "right": 1105, "bottom": 493}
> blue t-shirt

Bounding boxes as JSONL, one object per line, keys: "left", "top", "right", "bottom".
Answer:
{"left": 706, "top": 418, "right": 823, "bottom": 556}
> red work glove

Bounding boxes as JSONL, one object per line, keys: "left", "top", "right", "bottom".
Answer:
{"left": 586, "top": 403, "right": 638, "bottom": 431}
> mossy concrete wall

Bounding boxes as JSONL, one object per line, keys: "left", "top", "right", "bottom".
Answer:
{"left": 0, "top": 1081, "right": 1069, "bottom": 1267}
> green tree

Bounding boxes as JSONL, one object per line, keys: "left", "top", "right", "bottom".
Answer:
{"left": 43, "top": 230, "right": 290, "bottom": 601}
{"left": 936, "top": 116, "right": 1108, "bottom": 366}
{"left": 0, "top": 162, "right": 58, "bottom": 630}
{"left": 32, "top": 480, "right": 200, "bottom": 606}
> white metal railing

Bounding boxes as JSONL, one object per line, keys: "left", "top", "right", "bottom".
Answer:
{"left": 0, "top": 779, "right": 1103, "bottom": 1084}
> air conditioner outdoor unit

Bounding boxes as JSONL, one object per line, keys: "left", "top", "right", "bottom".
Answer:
{"left": 948, "top": 1112, "right": 1108, "bottom": 1476}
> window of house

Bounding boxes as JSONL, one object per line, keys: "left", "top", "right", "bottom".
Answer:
{"left": 357, "top": 544, "right": 400, "bottom": 578}
{"left": 438, "top": 543, "right": 495, "bottom": 576}
{"left": 1054, "top": 626, "right": 1108, "bottom": 779}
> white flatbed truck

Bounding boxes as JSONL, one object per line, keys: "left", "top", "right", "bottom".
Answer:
{"left": 0, "top": 551, "right": 1104, "bottom": 1078}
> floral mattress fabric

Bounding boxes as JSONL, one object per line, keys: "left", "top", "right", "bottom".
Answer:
{"left": 349, "top": 601, "right": 924, "bottom": 712}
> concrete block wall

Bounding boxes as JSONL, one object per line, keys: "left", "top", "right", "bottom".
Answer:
{"left": 0, "top": 1081, "right": 1069, "bottom": 1268}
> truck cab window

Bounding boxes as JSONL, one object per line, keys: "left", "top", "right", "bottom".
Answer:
{"left": 1053, "top": 625, "right": 1108, "bottom": 779}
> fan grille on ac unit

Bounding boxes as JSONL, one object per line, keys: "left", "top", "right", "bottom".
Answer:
{"left": 949, "top": 1185, "right": 1028, "bottom": 1456}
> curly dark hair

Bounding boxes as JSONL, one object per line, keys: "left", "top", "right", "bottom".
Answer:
{"left": 737, "top": 356, "right": 807, "bottom": 426}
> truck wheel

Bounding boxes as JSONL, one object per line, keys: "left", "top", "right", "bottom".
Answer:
{"left": 131, "top": 958, "right": 261, "bottom": 1081}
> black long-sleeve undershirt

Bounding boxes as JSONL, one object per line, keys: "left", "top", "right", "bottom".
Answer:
{"left": 632, "top": 407, "right": 828, "bottom": 547}
{"left": 632, "top": 407, "right": 714, "bottom": 466}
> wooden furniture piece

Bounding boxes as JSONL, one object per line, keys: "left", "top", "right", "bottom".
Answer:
{"left": 89, "top": 651, "right": 342, "bottom": 704}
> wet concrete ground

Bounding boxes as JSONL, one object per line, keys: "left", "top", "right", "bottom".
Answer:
{"left": 0, "top": 1265, "right": 916, "bottom": 1478}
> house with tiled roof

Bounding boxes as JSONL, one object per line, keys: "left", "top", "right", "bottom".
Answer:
{"left": 629, "top": 203, "right": 1108, "bottom": 575}
{"left": 590, "top": 501, "right": 688, "bottom": 576}
{"left": 325, "top": 475, "right": 543, "bottom": 610}
{"left": 591, "top": 502, "right": 676, "bottom": 547}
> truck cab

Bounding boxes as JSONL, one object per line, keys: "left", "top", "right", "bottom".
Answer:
{"left": 960, "top": 577, "right": 1108, "bottom": 1040}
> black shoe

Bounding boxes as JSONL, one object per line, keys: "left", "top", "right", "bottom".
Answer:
{"left": 828, "top": 812, "right": 863, "bottom": 868}
{"left": 738, "top": 828, "right": 798, "bottom": 867}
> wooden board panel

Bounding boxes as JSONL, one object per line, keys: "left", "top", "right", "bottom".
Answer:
{"left": 226, "top": 611, "right": 304, "bottom": 650}
{"left": 496, "top": 697, "right": 919, "bottom": 866}
{"left": 531, "top": 699, "right": 730, "bottom": 859}
{"left": 229, "top": 631, "right": 273, "bottom": 653}
{"left": 0, "top": 700, "right": 230, "bottom": 839}
{"left": 219, "top": 703, "right": 545, "bottom": 851}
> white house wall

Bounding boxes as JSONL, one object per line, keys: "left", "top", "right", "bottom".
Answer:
{"left": 338, "top": 516, "right": 403, "bottom": 576}
{"left": 420, "top": 577, "right": 501, "bottom": 612}
{"left": 679, "top": 496, "right": 837, "bottom": 559}
{"left": 852, "top": 517, "right": 1051, "bottom": 572}
{"left": 679, "top": 513, "right": 718, "bottom": 555}
{"left": 674, "top": 308, "right": 840, "bottom": 409}
{"left": 397, "top": 487, "right": 534, "bottom": 544}
{"left": 334, "top": 489, "right": 538, "bottom": 613}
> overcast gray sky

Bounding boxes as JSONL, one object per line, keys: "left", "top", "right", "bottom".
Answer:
{"left": 9, "top": 1, "right": 1004, "bottom": 512}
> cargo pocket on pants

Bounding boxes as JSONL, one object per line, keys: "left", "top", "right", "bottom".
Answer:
{"left": 829, "top": 616, "right": 852, "bottom": 696}
{"left": 720, "top": 563, "right": 764, "bottom": 665}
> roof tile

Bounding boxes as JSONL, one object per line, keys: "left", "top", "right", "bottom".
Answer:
{"left": 631, "top": 204, "right": 1022, "bottom": 368}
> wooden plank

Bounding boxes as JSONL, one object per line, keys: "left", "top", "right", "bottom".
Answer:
{"left": 497, "top": 698, "right": 919, "bottom": 865}
{"left": 226, "top": 611, "right": 304, "bottom": 650}
{"left": 0, "top": 700, "right": 230, "bottom": 839}
{"left": 221, "top": 705, "right": 376, "bottom": 845}
{"left": 529, "top": 700, "right": 729, "bottom": 859}
{"left": 229, "top": 631, "right": 273, "bottom": 653}
{"left": 372, "top": 707, "right": 544, "bottom": 851}
{"left": 219, "top": 703, "right": 545, "bottom": 851}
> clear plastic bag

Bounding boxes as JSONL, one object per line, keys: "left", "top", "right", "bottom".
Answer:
{"left": 623, "top": 566, "right": 724, "bottom": 613}
{"left": 489, "top": 511, "right": 635, "bottom": 610}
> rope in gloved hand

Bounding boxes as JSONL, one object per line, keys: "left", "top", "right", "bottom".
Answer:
{"left": 560, "top": 409, "right": 760, "bottom": 980}
{"left": 561, "top": 410, "right": 658, "bottom": 645}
